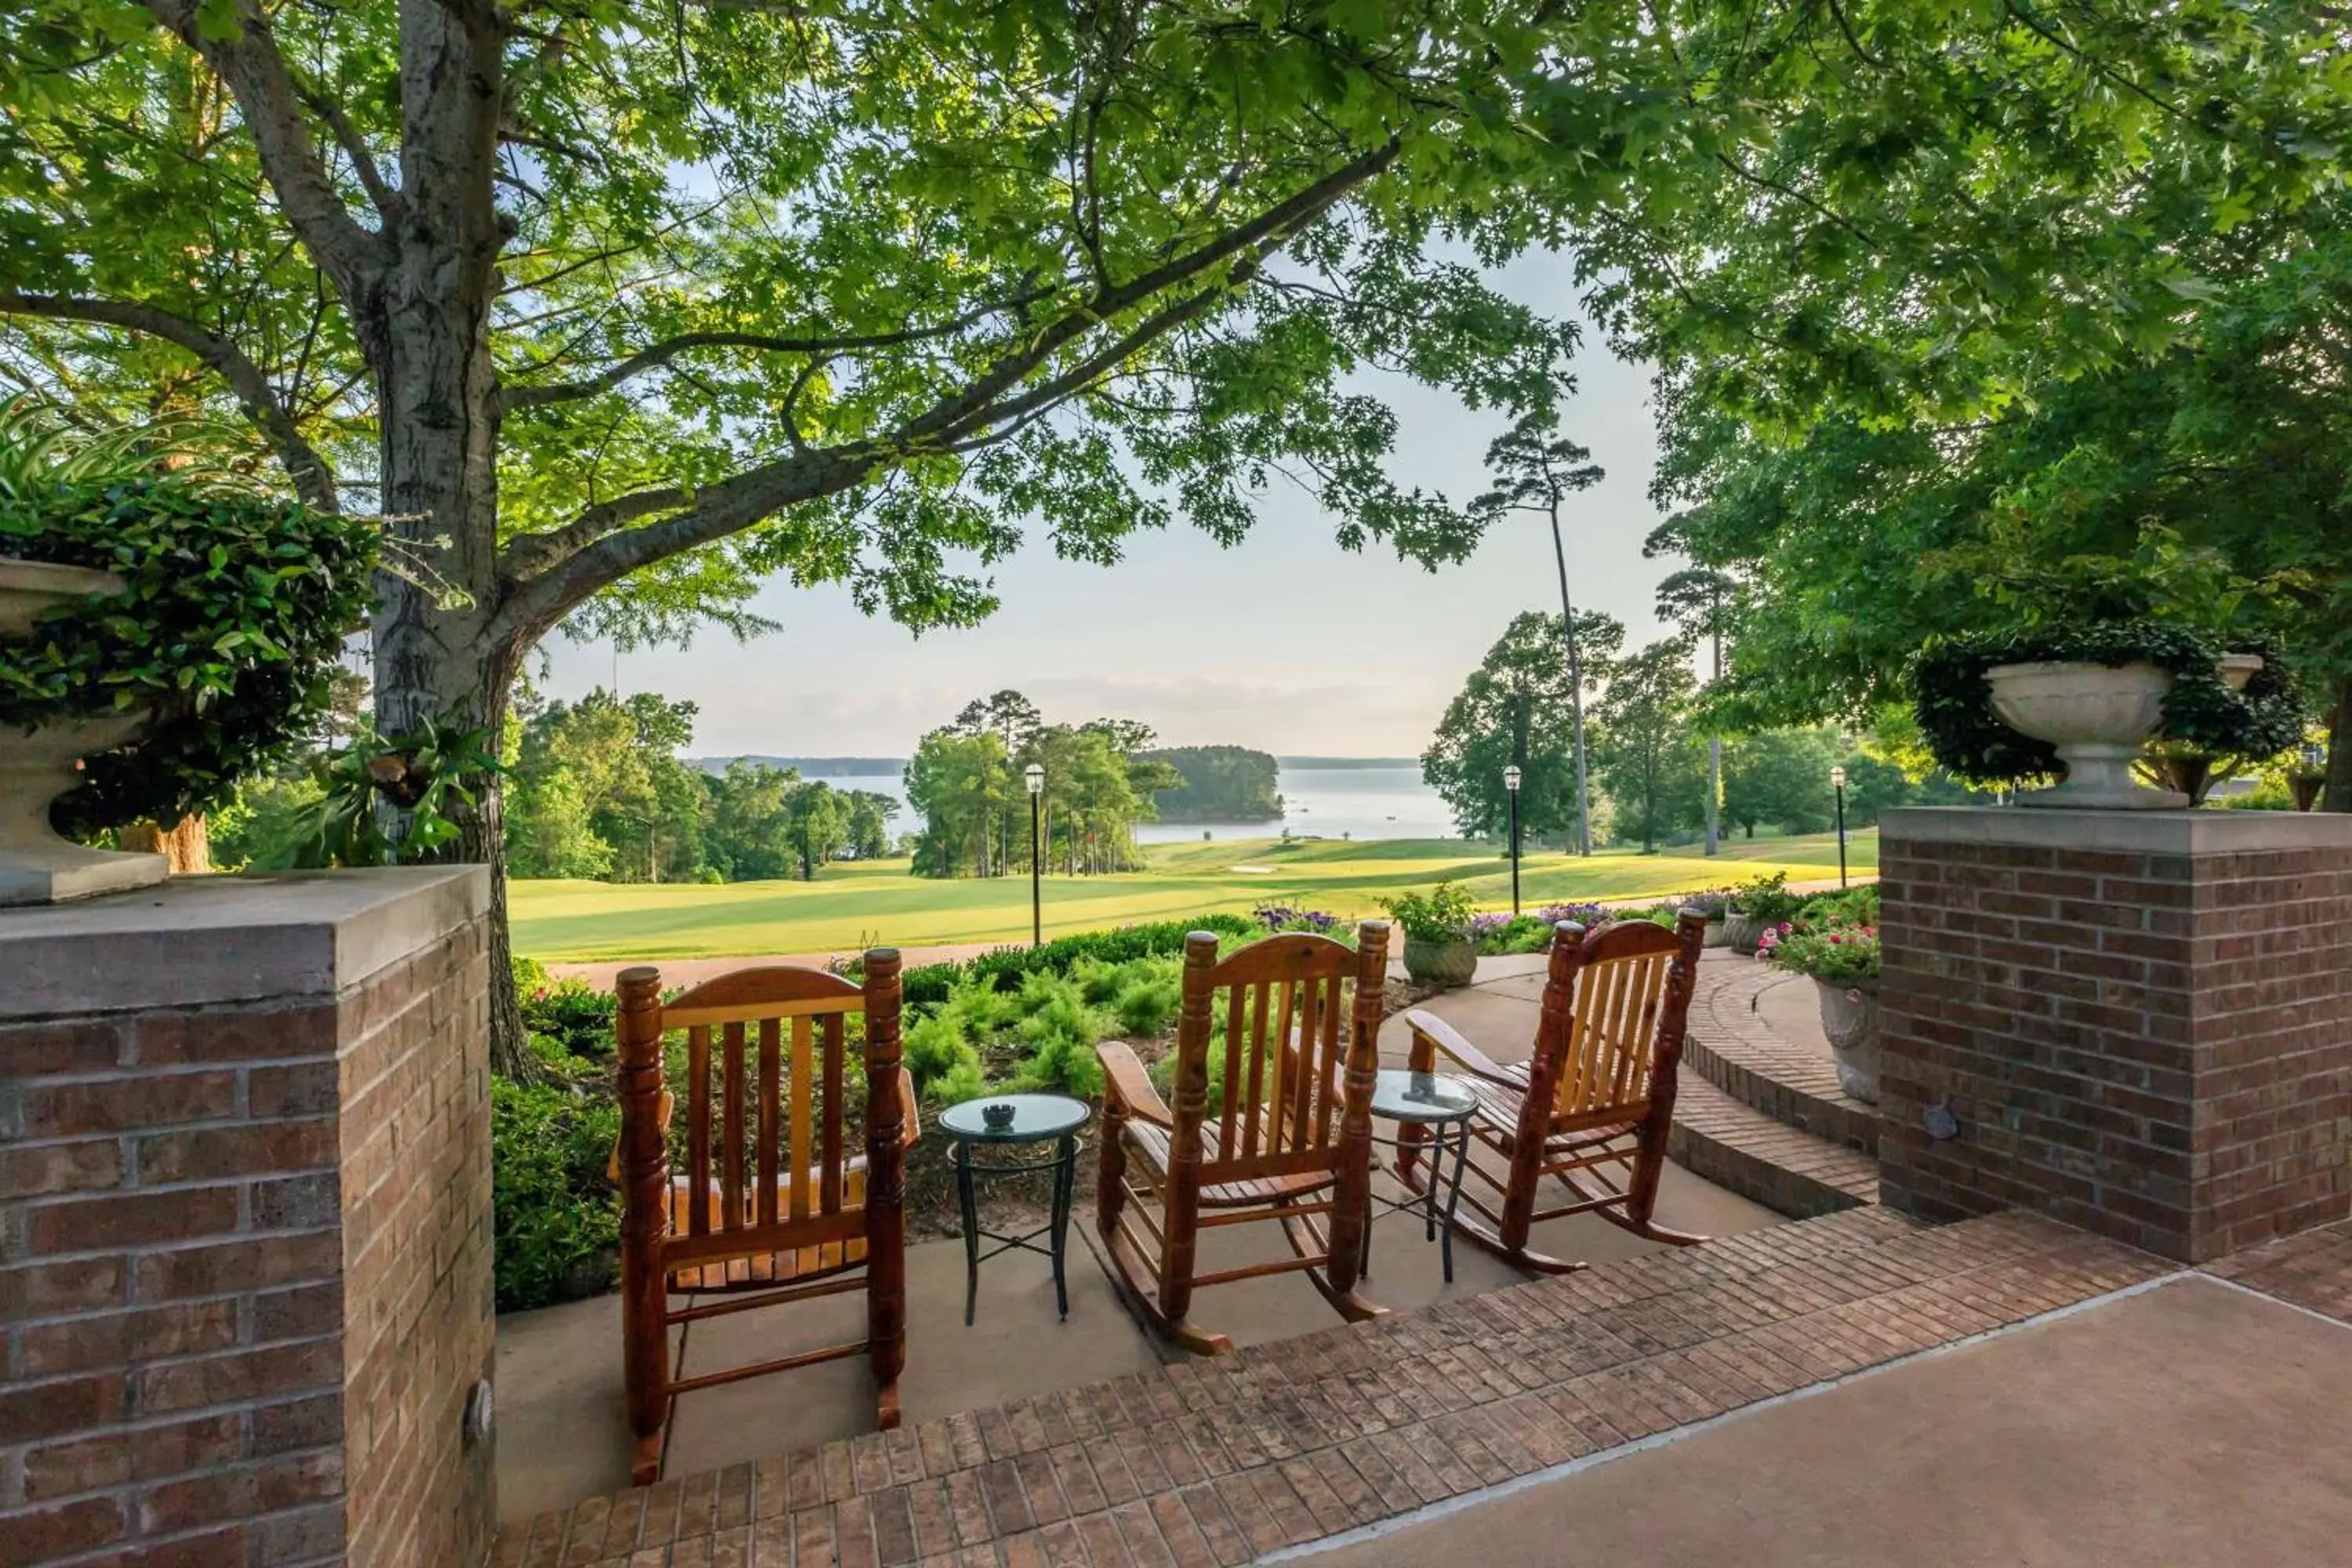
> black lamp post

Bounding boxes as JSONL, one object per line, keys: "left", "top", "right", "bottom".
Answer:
{"left": 1024, "top": 762, "right": 1044, "bottom": 946}
{"left": 1504, "top": 764, "right": 1523, "bottom": 916}
{"left": 1831, "top": 764, "right": 1849, "bottom": 888}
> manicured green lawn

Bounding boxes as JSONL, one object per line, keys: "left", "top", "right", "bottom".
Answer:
{"left": 510, "top": 829, "right": 1880, "bottom": 961}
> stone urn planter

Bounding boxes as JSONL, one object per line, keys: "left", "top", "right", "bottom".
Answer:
{"left": 1724, "top": 913, "right": 1766, "bottom": 955}
{"left": 1814, "top": 978, "right": 1881, "bottom": 1105}
{"left": 0, "top": 559, "right": 167, "bottom": 906}
{"left": 1401, "top": 934, "right": 1478, "bottom": 989}
{"left": 1700, "top": 915, "right": 1730, "bottom": 949}
{"left": 1986, "top": 660, "right": 2187, "bottom": 810}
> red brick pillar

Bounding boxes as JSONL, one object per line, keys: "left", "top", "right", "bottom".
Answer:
{"left": 1878, "top": 808, "right": 2352, "bottom": 1261}
{"left": 1, "top": 869, "right": 495, "bottom": 1566}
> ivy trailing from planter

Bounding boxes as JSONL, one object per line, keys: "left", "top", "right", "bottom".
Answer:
{"left": 1911, "top": 622, "right": 2306, "bottom": 787}
{"left": 0, "top": 477, "right": 379, "bottom": 832}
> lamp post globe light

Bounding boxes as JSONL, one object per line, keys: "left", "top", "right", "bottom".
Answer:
{"left": 1503, "top": 765, "right": 1523, "bottom": 917}
{"left": 1024, "top": 764, "right": 1045, "bottom": 946}
{"left": 1830, "top": 764, "right": 1849, "bottom": 889}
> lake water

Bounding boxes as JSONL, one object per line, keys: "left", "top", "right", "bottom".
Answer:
{"left": 792, "top": 763, "right": 1458, "bottom": 844}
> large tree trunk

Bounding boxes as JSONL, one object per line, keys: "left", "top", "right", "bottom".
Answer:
{"left": 368, "top": 22, "right": 528, "bottom": 1075}
{"left": 1548, "top": 506, "right": 1592, "bottom": 856}
{"left": 120, "top": 814, "right": 210, "bottom": 873}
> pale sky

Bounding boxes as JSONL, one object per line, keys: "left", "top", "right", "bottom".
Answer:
{"left": 539, "top": 251, "right": 1680, "bottom": 758}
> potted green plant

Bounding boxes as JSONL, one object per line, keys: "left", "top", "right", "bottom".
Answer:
{"left": 0, "top": 406, "right": 377, "bottom": 903}
{"left": 1916, "top": 625, "right": 2302, "bottom": 808}
{"left": 1757, "top": 919, "right": 1882, "bottom": 1103}
{"left": 1911, "top": 528, "right": 2304, "bottom": 808}
{"left": 1724, "top": 871, "right": 1803, "bottom": 955}
{"left": 1381, "top": 880, "right": 1479, "bottom": 989}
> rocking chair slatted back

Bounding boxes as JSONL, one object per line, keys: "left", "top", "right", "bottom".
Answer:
{"left": 670, "top": 976, "right": 865, "bottom": 1244}
{"left": 1531, "top": 919, "right": 1690, "bottom": 1134}
{"left": 1192, "top": 933, "right": 1363, "bottom": 1181}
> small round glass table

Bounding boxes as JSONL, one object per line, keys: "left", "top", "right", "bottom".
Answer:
{"left": 938, "top": 1093, "right": 1092, "bottom": 1326}
{"left": 1361, "top": 1069, "right": 1479, "bottom": 1284}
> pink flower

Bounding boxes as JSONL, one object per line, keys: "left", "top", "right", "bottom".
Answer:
{"left": 1779, "top": 922, "right": 1794, "bottom": 934}
{"left": 1828, "top": 935, "right": 1842, "bottom": 944}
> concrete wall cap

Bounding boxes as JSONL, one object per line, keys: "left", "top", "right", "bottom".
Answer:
{"left": 0, "top": 866, "right": 489, "bottom": 1017}
{"left": 1880, "top": 805, "right": 2352, "bottom": 855}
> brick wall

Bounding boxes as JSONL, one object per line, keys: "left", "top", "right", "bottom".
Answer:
{"left": 1, "top": 869, "right": 493, "bottom": 1567}
{"left": 1878, "top": 809, "right": 2352, "bottom": 1261}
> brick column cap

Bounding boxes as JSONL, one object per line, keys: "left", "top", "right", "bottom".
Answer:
{"left": 0, "top": 866, "right": 489, "bottom": 1016}
{"left": 1882, "top": 804, "right": 2352, "bottom": 855}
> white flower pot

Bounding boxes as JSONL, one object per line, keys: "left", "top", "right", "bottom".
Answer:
{"left": 1814, "top": 978, "right": 1881, "bottom": 1105}
{"left": 0, "top": 559, "right": 166, "bottom": 905}
{"left": 1986, "top": 660, "right": 2187, "bottom": 810}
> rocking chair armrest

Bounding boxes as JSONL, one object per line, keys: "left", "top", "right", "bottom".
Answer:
{"left": 1096, "top": 1040, "right": 1174, "bottom": 1128}
{"left": 1403, "top": 1010, "right": 1518, "bottom": 1087}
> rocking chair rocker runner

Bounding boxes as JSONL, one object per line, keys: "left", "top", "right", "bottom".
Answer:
{"left": 1399, "top": 910, "right": 1709, "bottom": 1274}
{"left": 1094, "top": 920, "right": 1391, "bottom": 1355}
{"left": 613, "top": 954, "right": 916, "bottom": 1486}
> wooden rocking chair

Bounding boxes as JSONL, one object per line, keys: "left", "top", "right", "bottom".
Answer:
{"left": 1399, "top": 910, "right": 1708, "bottom": 1274}
{"left": 612, "top": 953, "right": 918, "bottom": 1486}
{"left": 1094, "top": 921, "right": 1390, "bottom": 1355}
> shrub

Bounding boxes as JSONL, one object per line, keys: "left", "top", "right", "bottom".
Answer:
{"left": 902, "top": 1008, "right": 982, "bottom": 1099}
{"left": 1380, "top": 880, "right": 1476, "bottom": 942}
{"left": 1015, "top": 986, "right": 1108, "bottom": 1098}
{"left": 518, "top": 971, "right": 618, "bottom": 1062}
{"left": 1251, "top": 903, "right": 1341, "bottom": 935}
{"left": 490, "top": 1074, "right": 622, "bottom": 1312}
{"left": 896, "top": 913, "right": 1258, "bottom": 1008}
{"left": 0, "top": 468, "right": 380, "bottom": 833}
{"left": 1472, "top": 913, "right": 1555, "bottom": 955}
{"left": 1112, "top": 969, "right": 1182, "bottom": 1036}
{"left": 1728, "top": 870, "right": 1806, "bottom": 925}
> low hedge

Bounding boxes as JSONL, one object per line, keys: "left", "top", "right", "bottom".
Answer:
{"left": 895, "top": 913, "right": 1260, "bottom": 1007}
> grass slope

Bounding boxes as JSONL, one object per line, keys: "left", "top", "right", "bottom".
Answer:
{"left": 510, "top": 830, "right": 1880, "bottom": 962}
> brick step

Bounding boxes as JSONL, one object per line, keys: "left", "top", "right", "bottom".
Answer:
{"left": 1685, "top": 959, "right": 1878, "bottom": 1156}
{"left": 499, "top": 1208, "right": 2171, "bottom": 1567}
{"left": 1669, "top": 1073, "right": 1879, "bottom": 1218}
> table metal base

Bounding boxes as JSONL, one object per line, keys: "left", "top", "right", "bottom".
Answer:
{"left": 1361, "top": 1120, "right": 1472, "bottom": 1283}
{"left": 953, "top": 1132, "right": 1079, "bottom": 1325}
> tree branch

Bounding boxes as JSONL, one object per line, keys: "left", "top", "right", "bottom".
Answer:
{"left": 0, "top": 289, "right": 340, "bottom": 510}
{"left": 490, "top": 140, "right": 1401, "bottom": 644}
{"left": 298, "top": 84, "right": 401, "bottom": 220}
{"left": 898, "top": 138, "right": 1399, "bottom": 446}
{"left": 490, "top": 448, "right": 877, "bottom": 644}
{"left": 500, "top": 485, "right": 695, "bottom": 578}
{"left": 495, "top": 289, "right": 1053, "bottom": 413}
{"left": 142, "top": 0, "right": 384, "bottom": 294}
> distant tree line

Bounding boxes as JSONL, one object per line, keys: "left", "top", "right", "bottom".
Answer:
{"left": 905, "top": 691, "right": 1182, "bottom": 878}
{"left": 1425, "top": 615, "right": 1983, "bottom": 855}
{"left": 1143, "top": 746, "right": 1282, "bottom": 822}
{"left": 503, "top": 690, "right": 898, "bottom": 882}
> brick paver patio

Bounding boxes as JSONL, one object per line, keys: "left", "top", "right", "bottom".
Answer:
{"left": 497, "top": 1207, "right": 2179, "bottom": 1567}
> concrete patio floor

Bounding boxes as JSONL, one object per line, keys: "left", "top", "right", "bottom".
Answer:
{"left": 496, "top": 953, "right": 1787, "bottom": 1523}
{"left": 1301, "top": 1275, "right": 2352, "bottom": 1566}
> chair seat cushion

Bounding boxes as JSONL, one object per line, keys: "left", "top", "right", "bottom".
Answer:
{"left": 1121, "top": 1117, "right": 1336, "bottom": 1208}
